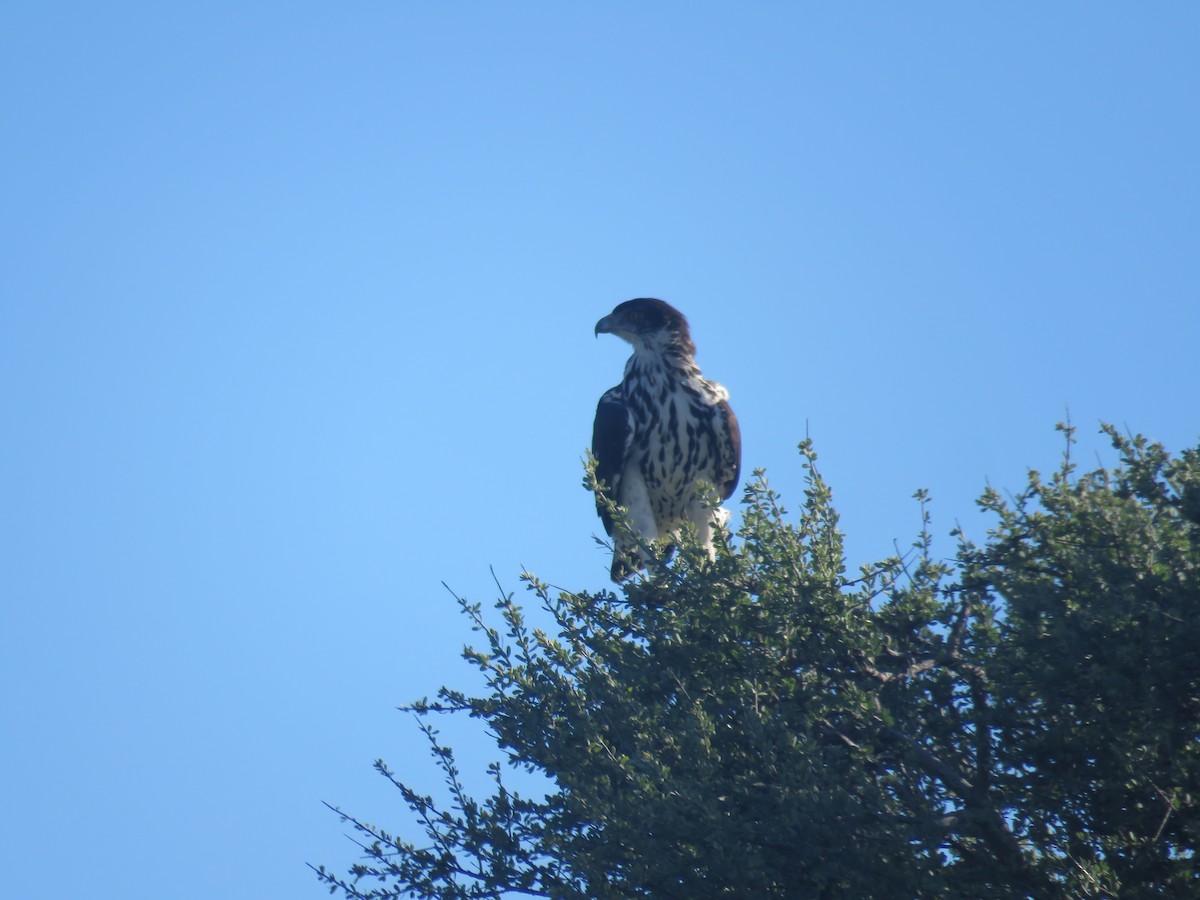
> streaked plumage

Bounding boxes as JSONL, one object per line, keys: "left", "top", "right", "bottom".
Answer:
{"left": 592, "top": 298, "right": 741, "bottom": 581}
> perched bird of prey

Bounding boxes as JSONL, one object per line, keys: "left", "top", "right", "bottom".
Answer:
{"left": 592, "top": 298, "right": 741, "bottom": 581}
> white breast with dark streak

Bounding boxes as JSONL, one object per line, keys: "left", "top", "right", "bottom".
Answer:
{"left": 624, "top": 359, "right": 729, "bottom": 530}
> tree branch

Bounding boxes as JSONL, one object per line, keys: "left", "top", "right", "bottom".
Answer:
{"left": 876, "top": 724, "right": 1037, "bottom": 887}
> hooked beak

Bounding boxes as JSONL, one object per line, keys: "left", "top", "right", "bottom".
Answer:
{"left": 594, "top": 314, "right": 615, "bottom": 338}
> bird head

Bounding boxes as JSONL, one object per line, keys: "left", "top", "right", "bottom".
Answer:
{"left": 594, "top": 298, "right": 696, "bottom": 357}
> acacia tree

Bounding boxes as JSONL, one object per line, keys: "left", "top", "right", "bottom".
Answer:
{"left": 315, "top": 425, "right": 1200, "bottom": 898}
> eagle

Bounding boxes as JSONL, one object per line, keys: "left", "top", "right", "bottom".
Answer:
{"left": 592, "top": 298, "right": 742, "bottom": 581}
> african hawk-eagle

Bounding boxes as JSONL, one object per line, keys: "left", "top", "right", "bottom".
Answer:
{"left": 592, "top": 298, "right": 742, "bottom": 581}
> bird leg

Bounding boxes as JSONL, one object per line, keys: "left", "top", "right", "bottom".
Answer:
{"left": 686, "top": 490, "right": 729, "bottom": 561}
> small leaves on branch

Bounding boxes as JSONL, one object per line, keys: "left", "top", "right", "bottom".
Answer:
{"left": 317, "top": 424, "right": 1200, "bottom": 899}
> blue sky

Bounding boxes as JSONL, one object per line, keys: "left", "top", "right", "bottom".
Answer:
{"left": 2, "top": 4, "right": 1197, "bottom": 898}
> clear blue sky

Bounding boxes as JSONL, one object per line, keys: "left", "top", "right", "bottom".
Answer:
{"left": 2, "top": 4, "right": 1197, "bottom": 898}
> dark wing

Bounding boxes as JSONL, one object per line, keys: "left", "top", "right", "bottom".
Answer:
{"left": 592, "top": 386, "right": 632, "bottom": 536}
{"left": 717, "top": 398, "right": 742, "bottom": 502}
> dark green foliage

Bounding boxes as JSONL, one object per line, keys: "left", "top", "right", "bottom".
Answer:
{"left": 978, "top": 425, "right": 1200, "bottom": 896}
{"left": 315, "top": 426, "right": 1200, "bottom": 899}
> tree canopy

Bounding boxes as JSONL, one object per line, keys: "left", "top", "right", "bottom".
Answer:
{"left": 316, "top": 424, "right": 1200, "bottom": 898}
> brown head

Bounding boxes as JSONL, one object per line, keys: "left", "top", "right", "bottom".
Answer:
{"left": 594, "top": 298, "right": 696, "bottom": 358}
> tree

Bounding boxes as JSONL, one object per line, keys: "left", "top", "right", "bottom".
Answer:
{"left": 314, "top": 425, "right": 1200, "bottom": 898}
